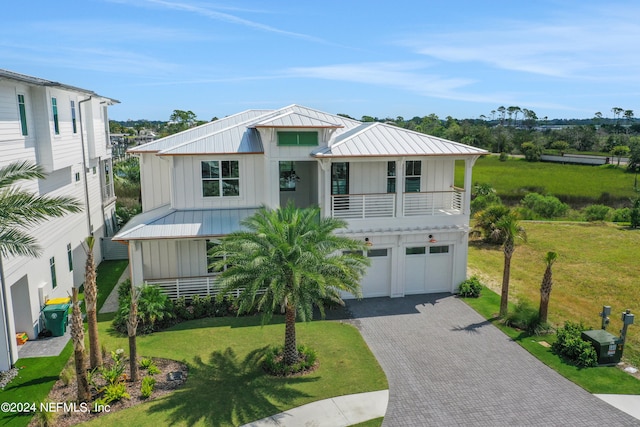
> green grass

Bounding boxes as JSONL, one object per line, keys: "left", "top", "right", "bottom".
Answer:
{"left": 95, "top": 260, "right": 128, "bottom": 311}
{"left": 86, "top": 315, "right": 387, "bottom": 426}
{"left": 456, "top": 155, "right": 638, "bottom": 205}
{"left": 349, "top": 417, "right": 384, "bottom": 427}
{"left": 462, "top": 286, "right": 640, "bottom": 394}
{"left": 468, "top": 221, "right": 640, "bottom": 367}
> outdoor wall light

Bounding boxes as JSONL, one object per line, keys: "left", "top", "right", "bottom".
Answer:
{"left": 428, "top": 234, "right": 437, "bottom": 243}
{"left": 365, "top": 238, "right": 373, "bottom": 246}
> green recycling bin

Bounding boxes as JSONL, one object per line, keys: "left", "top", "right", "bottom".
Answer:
{"left": 42, "top": 303, "right": 70, "bottom": 337}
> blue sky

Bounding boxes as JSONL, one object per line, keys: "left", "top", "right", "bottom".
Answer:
{"left": 3, "top": 0, "right": 640, "bottom": 121}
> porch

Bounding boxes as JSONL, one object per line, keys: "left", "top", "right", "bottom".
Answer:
{"left": 145, "top": 275, "right": 264, "bottom": 300}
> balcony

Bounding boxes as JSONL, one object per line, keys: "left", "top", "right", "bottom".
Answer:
{"left": 330, "top": 188, "right": 464, "bottom": 219}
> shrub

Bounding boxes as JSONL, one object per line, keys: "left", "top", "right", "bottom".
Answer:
{"left": 141, "top": 376, "right": 156, "bottom": 399}
{"left": 458, "top": 277, "right": 483, "bottom": 298}
{"left": 471, "top": 193, "right": 502, "bottom": 215}
{"left": 582, "top": 204, "right": 611, "bottom": 222}
{"left": 551, "top": 321, "right": 598, "bottom": 368}
{"left": 611, "top": 207, "right": 631, "bottom": 223}
{"left": 103, "top": 382, "right": 131, "bottom": 403}
{"left": 503, "top": 300, "right": 540, "bottom": 333}
{"left": 521, "top": 141, "right": 542, "bottom": 161}
{"left": 499, "top": 152, "right": 509, "bottom": 161}
{"left": 263, "top": 345, "right": 318, "bottom": 376}
{"left": 100, "top": 349, "right": 127, "bottom": 385}
{"left": 113, "top": 283, "right": 174, "bottom": 334}
{"left": 520, "top": 193, "right": 569, "bottom": 218}
{"left": 59, "top": 365, "right": 74, "bottom": 386}
{"left": 631, "top": 197, "right": 640, "bottom": 228}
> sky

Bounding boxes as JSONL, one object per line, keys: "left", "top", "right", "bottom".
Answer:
{"left": 3, "top": 0, "right": 640, "bottom": 122}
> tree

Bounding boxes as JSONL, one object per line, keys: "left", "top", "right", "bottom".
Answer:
{"left": 213, "top": 203, "right": 370, "bottom": 367}
{"left": 492, "top": 210, "right": 527, "bottom": 317}
{"left": 83, "top": 236, "right": 102, "bottom": 369}
{"left": 538, "top": 251, "right": 558, "bottom": 324}
{"left": 0, "top": 161, "right": 81, "bottom": 258}
{"left": 611, "top": 145, "right": 630, "bottom": 167}
{"left": 70, "top": 287, "right": 90, "bottom": 401}
{"left": 473, "top": 204, "right": 511, "bottom": 244}
{"left": 127, "top": 282, "right": 140, "bottom": 382}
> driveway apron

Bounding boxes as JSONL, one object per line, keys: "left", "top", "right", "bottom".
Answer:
{"left": 345, "top": 294, "right": 639, "bottom": 426}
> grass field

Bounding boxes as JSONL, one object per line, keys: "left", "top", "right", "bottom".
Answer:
{"left": 467, "top": 221, "right": 640, "bottom": 366}
{"left": 456, "top": 155, "right": 638, "bottom": 206}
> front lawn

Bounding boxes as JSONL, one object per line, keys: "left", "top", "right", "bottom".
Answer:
{"left": 85, "top": 314, "right": 387, "bottom": 426}
{"left": 462, "top": 286, "right": 640, "bottom": 394}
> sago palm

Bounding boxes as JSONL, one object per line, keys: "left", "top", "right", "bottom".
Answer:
{"left": 0, "top": 161, "right": 81, "bottom": 258}
{"left": 491, "top": 210, "right": 527, "bottom": 317}
{"left": 213, "top": 203, "right": 369, "bottom": 366}
{"left": 538, "top": 251, "right": 558, "bottom": 324}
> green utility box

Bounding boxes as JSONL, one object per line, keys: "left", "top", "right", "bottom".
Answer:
{"left": 42, "top": 303, "right": 70, "bottom": 337}
{"left": 581, "top": 329, "right": 623, "bottom": 365}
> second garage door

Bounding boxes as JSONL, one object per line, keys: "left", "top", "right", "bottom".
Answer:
{"left": 360, "top": 248, "right": 391, "bottom": 297}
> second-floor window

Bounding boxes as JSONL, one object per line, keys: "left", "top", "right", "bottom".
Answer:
{"left": 387, "top": 161, "right": 396, "bottom": 193}
{"left": 71, "top": 100, "right": 77, "bottom": 133}
{"left": 201, "top": 160, "right": 240, "bottom": 197}
{"left": 17, "top": 94, "right": 28, "bottom": 136}
{"left": 405, "top": 160, "right": 421, "bottom": 192}
{"left": 277, "top": 131, "right": 318, "bottom": 146}
{"left": 51, "top": 97, "right": 60, "bottom": 134}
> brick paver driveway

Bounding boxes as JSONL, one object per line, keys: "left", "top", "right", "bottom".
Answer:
{"left": 344, "top": 294, "right": 639, "bottom": 426}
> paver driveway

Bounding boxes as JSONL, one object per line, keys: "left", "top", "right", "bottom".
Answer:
{"left": 344, "top": 294, "right": 639, "bottom": 426}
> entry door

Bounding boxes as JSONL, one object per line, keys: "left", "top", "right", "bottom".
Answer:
{"left": 361, "top": 248, "right": 391, "bottom": 297}
{"left": 405, "top": 246, "right": 427, "bottom": 294}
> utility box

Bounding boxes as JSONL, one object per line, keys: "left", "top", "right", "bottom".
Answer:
{"left": 581, "top": 329, "right": 623, "bottom": 365}
{"left": 42, "top": 303, "right": 70, "bottom": 337}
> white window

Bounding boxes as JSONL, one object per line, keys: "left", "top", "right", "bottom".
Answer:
{"left": 405, "top": 160, "right": 421, "bottom": 192}
{"left": 201, "top": 161, "right": 240, "bottom": 197}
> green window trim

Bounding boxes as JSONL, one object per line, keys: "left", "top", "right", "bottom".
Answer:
{"left": 67, "top": 243, "right": 73, "bottom": 271}
{"left": 18, "top": 94, "right": 28, "bottom": 136}
{"left": 277, "top": 131, "right": 318, "bottom": 146}
{"left": 49, "top": 257, "right": 57, "bottom": 289}
{"left": 51, "top": 97, "right": 59, "bottom": 135}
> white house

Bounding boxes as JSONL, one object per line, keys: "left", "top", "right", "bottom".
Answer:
{"left": 114, "top": 105, "right": 487, "bottom": 300}
{"left": 0, "top": 69, "right": 118, "bottom": 371}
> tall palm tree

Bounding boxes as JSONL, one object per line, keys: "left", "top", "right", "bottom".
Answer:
{"left": 491, "top": 210, "right": 527, "bottom": 317}
{"left": 213, "top": 203, "right": 370, "bottom": 366}
{"left": 538, "top": 251, "right": 558, "bottom": 324}
{"left": 70, "top": 287, "right": 90, "bottom": 401}
{"left": 83, "top": 236, "right": 102, "bottom": 369}
{"left": 0, "top": 161, "right": 81, "bottom": 258}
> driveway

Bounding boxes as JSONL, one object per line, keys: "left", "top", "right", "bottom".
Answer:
{"left": 344, "top": 294, "right": 639, "bottom": 426}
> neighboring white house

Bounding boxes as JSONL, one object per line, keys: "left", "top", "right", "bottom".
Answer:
{"left": 114, "top": 105, "right": 487, "bottom": 300}
{"left": 0, "top": 69, "right": 118, "bottom": 371}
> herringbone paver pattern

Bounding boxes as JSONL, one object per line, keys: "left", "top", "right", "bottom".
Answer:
{"left": 345, "top": 294, "right": 639, "bottom": 427}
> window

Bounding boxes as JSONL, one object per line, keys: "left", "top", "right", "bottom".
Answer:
{"left": 429, "top": 246, "right": 449, "bottom": 254}
{"left": 49, "top": 257, "right": 57, "bottom": 289}
{"left": 75, "top": 172, "right": 81, "bottom": 182}
{"left": 331, "top": 162, "right": 349, "bottom": 195}
{"left": 201, "top": 160, "right": 240, "bottom": 197}
{"left": 18, "top": 94, "right": 28, "bottom": 136}
{"left": 67, "top": 243, "right": 73, "bottom": 271}
{"left": 406, "top": 246, "right": 426, "bottom": 255}
{"left": 51, "top": 97, "right": 59, "bottom": 134}
{"left": 277, "top": 131, "right": 318, "bottom": 146}
{"left": 71, "top": 100, "right": 77, "bottom": 133}
{"left": 367, "top": 249, "right": 388, "bottom": 257}
{"left": 279, "top": 161, "right": 299, "bottom": 191}
{"left": 387, "top": 161, "right": 396, "bottom": 193}
{"left": 405, "top": 160, "right": 421, "bottom": 192}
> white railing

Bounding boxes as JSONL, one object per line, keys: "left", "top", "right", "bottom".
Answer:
{"left": 145, "top": 275, "right": 265, "bottom": 300}
{"left": 403, "top": 188, "right": 464, "bottom": 216}
{"left": 102, "top": 182, "right": 116, "bottom": 203}
{"left": 331, "top": 193, "right": 395, "bottom": 219}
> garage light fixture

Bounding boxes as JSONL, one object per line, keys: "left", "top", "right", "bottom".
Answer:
{"left": 364, "top": 238, "right": 373, "bottom": 247}
{"left": 428, "top": 234, "right": 437, "bottom": 243}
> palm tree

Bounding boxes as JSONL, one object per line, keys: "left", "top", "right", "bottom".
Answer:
{"left": 0, "top": 161, "right": 81, "bottom": 258}
{"left": 83, "top": 236, "right": 102, "bottom": 369}
{"left": 538, "top": 251, "right": 558, "bottom": 324}
{"left": 70, "top": 287, "right": 90, "bottom": 401}
{"left": 127, "top": 282, "right": 140, "bottom": 382}
{"left": 491, "top": 210, "right": 527, "bottom": 317}
{"left": 213, "top": 203, "right": 370, "bottom": 366}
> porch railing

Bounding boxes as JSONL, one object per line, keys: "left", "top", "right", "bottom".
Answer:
{"left": 331, "top": 193, "right": 395, "bottom": 219}
{"left": 145, "top": 275, "right": 265, "bottom": 300}
{"left": 403, "top": 188, "right": 464, "bottom": 216}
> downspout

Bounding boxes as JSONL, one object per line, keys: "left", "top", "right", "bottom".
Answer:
{"left": 79, "top": 97, "right": 93, "bottom": 236}
{"left": 0, "top": 257, "right": 14, "bottom": 368}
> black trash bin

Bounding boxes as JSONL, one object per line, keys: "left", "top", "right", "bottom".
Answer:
{"left": 42, "top": 303, "right": 70, "bottom": 337}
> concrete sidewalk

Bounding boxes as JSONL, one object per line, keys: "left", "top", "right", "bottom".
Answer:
{"left": 99, "top": 264, "right": 130, "bottom": 314}
{"left": 241, "top": 390, "right": 388, "bottom": 427}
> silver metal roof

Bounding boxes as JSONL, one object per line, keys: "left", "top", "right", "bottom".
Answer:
{"left": 0, "top": 68, "right": 119, "bottom": 104}
{"left": 313, "top": 122, "right": 488, "bottom": 157}
{"left": 250, "top": 111, "right": 344, "bottom": 128}
{"left": 113, "top": 207, "right": 259, "bottom": 241}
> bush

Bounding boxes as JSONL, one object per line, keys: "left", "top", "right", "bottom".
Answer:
{"left": 520, "top": 193, "right": 569, "bottom": 218}
{"left": 470, "top": 193, "right": 502, "bottom": 215}
{"left": 458, "top": 277, "right": 483, "bottom": 298}
{"left": 102, "top": 382, "right": 131, "bottom": 403}
{"left": 140, "top": 376, "right": 156, "bottom": 399}
{"left": 551, "top": 321, "right": 598, "bottom": 368}
{"left": 113, "top": 282, "right": 174, "bottom": 335}
{"left": 503, "top": 300, "right": 540, "bottom": 333}
{"left": 263, "top": 345, "right": 318, "bottom": 376}
{"left": 611, "top": 207, "right": 631, "bottom": 223}
{"left": 521, "top": 141, "right": 542, "bottom": 162}
{"left": 582, "top": 204, "right": 611, "bottom": 222}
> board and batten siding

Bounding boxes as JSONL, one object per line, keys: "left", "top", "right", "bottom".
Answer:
{"left": 0, "top": 82, "right": 38, "bottom": 164}
{"left": 140, "top": 153, "right": 171, "bottom": 211}
{"left": 171, "top": 154, "right": 265, "bottom": 210}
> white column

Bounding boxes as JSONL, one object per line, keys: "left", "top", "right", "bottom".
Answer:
{"left": 129, "top": 241, "right": 144, "bottom": 286}
{"left": 396, "top": 159, "right": 405, "bottom": 217}
{"left": 463, "top": 156, "right": 479, "bottom": 217}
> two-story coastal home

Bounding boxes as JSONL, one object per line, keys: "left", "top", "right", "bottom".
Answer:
{"left": 114, "top": 105, "right": 487, "bottom": 301}
{"left": 0, "top": 69, "right": 118, "bottom": 371}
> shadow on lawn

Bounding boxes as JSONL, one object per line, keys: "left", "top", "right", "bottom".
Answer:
{"left": 149, "top": 346, "right": 318, "bottom": 426}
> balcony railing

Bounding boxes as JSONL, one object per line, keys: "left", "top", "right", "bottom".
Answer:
{"left": 330, "top": 188, "right": 464, "bottom": 219}
{"left": 403, "top": 188, "right": 463, "bottom": 216}
{"left": 331, "top": 193, "right": 395, "bottom": 219}
{"left": 145, "top": 275, "right": 265, "bottom": 300}
{"left": 102, "top": 182, "right": 116, "bottom": 203}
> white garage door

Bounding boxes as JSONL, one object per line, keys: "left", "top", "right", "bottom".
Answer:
{"left": 404, "top": 245, "right": 453, "bottom": 294}
{"left": 361, "top": 248, "right": 391, "bottom": 297}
